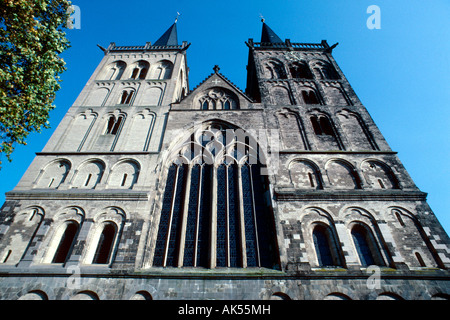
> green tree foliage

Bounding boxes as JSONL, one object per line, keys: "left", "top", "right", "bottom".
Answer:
{"left": 0, "top": 0, "right": 71, "bottom": 168}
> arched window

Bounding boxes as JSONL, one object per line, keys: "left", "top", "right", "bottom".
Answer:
{"left": 105, "top": 115, "right": 123, "bottom": 135}
{"left": 351, "top": 224, "right": 383, "bottom": 267}
{"left": 92, "top": 223, "right": 117, "bottom": 264}
{"left": 153, "top": 124, "right": 279, "bottom": 269}
{"left": 119, "top": 90, "right": 134, "bottom": 105}
{"left": 310, "top": 115, "right": 334, "bottom": 135}
{"left": 310, "top": 60, "right": 340, "bottom": 80}
{"left": 129, "top": 60, "right": 149, "bottom": 80}
{"left": 264, "top": 60, "right": 287, "bottom": 79}
{"left": 312, "top": 224, "right": 342, "bottom": 267}
{"left": 103, "top": 61, "right": 126, "bottom": 80}
{"left": 302, "top": 90, "right": 320, "bottom": 104}
{"left": 289, "top": 62, "right": 313, "bottom": 79}
{"left": 52, "top": 221, "right": 79, "bottom": 263}
{"left": 415, "top": 252, "right": 426, "bottom": 267}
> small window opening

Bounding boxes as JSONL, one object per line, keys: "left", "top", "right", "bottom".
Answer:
{"left": 415, "top": 252, "right": 426, "bottom": 267}
{"left": 85, "top": 174, "right": 92, "bottom": 187}
{"left": 111, "top": 116, "right": 122, "bottom": 135}
{"left": 121, "top": 174, "right": 128, "bottom": 187}
{"left": 29, "top": 210, "right": 37, "bottom": 221}
{"left": 308, "top": 172, "right": 315, "bottom": 187}
{"left": 319, "top": 116, "right": 334, "bottom": 135}
{"left": 2, "top": 250, "right": 12, "bottom": 263}
{"left": 311, "top": 115, "right": 335, "bottom": 136}
{"left": 394, "top": 211, "right": 405, "bottom": 226}
{"left": 302, "top": 90, "right": 320, "bottom": 104}
{"left": 139, "top": 68, "right": 148, "bottom": 79}
{"left": 131, "top": 68, "right": 139, "bottom": 79}
{"left": 120, "top": 90, "right": 134, "bottom": 104}
{"left": 310, "top": 116, "right": 321, "bottom": 135}
{"left": 105, "top": 116, "right": 123, "bottom": 135}
{"left": 106, "top": 116, "right": 116, "bottom": 134}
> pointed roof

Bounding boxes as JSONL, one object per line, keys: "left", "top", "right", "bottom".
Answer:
{"left": 260, "top": 21, "right": 283, "bottom": 44}
{"left": 176, "top": 65, "right": 254, "bottom": 107}
{"left": 154, "top": 22, "right": 178, "bottom": 46}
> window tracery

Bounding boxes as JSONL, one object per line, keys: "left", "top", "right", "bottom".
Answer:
{"left": 198, "top": 87, "right": 239, "bottom": 110}
{"left": 153, "top": 123, "right": 278, "bottom": 269}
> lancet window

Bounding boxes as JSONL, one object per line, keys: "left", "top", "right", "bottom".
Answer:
{"left": 153, "top": 123, "right": 278, "bottom": 269}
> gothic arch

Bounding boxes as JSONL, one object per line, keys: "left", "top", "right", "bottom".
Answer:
{"left": 142, "top": 86, "right": 163, "bottom": 106}
{"left": 58, "top": 109, "right": 97, "bottom": 152}
{"left": 152, "top": 121, "right": 279, "bottom": 269}
{"left": 323, "top": 84, "right": 349, "bottom": 106}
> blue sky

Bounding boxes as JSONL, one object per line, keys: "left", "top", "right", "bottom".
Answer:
{"left": 1, "top": 0, "right": 449, "bottom": 234}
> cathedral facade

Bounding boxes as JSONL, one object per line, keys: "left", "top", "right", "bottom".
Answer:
{"left": 0, "top": 21, "right": 449, "bottom": 300}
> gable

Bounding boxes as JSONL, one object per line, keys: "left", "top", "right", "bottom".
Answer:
{"left": 172, "top": 71, "right": 253, "bottom": 110}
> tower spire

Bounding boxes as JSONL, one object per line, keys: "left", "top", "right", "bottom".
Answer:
{"left": 260, "top": 20, "right": 283, "bottom": 44}
{"left": 154, "top": 22, "right": 178, "bottom": 46}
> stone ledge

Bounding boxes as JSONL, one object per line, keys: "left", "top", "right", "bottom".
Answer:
{"left": 5, "top": 190, "right": 149, "bottom": 201}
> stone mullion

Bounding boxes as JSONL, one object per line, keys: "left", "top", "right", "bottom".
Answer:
{"left": 161, "top": 166, "right": 179, "bottom": 267}
{"left": 176, "top": 164, "right": 192, "bottom": 267}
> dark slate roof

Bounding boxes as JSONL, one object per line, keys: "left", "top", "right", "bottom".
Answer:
{"left": 261, "top": 22, "right": 283, "bottom": 44}
{"left": 154, "top": 23, "right": 178, "bottom": 46}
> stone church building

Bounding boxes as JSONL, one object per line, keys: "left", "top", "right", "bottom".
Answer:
{"left": 0, "top": 21, "right": 449, "bottom": 300}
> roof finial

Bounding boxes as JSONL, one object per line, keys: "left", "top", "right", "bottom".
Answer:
{"left": 213, "top": 65, "right": 220, "bottom": 73}
{"left": 259, "top": 13, "right": 265, "bottom": 23}
{"left": 175, "top": 12, "right": 181, "bottom": 23}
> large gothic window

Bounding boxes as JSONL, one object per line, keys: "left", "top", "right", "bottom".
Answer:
{"left": 153, "top": 123, "right": 279, "bottom": 269}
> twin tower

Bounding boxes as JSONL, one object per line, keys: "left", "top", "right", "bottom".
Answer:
{"left": 0, "top": 21, "right": 449, "bottom": 300}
